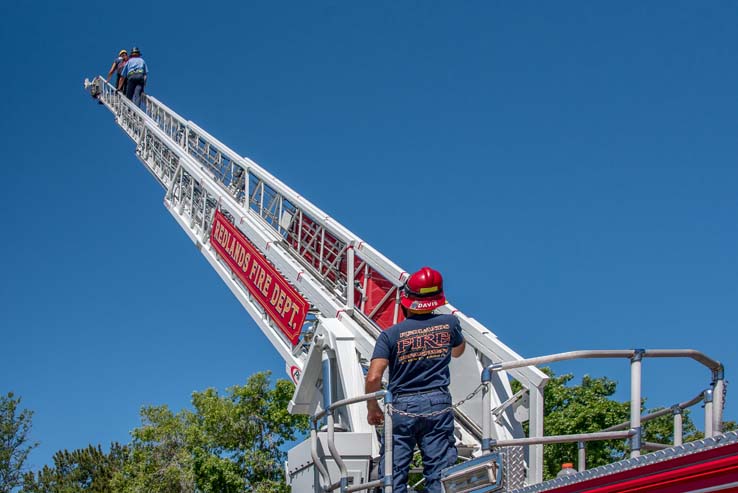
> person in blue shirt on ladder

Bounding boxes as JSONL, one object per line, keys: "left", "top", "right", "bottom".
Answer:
{"left": 366, "top": 266, "right": 466, "bottom": 493}
{"left": 120, "top": 46, "right": 148, "bottom": 110}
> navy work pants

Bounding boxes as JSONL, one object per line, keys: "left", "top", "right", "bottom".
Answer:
{"left": 126, "top": 74, "right": 146, "bottom": 110}
{"left": 380, "top": 389, "right": 457, "bottom": 493}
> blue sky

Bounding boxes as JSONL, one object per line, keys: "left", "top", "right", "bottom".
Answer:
{"left": 1, "top": 1, "right": 736, "bottom": 470}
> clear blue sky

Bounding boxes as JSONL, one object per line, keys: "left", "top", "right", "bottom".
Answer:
{"left": 1, "top": 1, "right": 736, "bottom": 470}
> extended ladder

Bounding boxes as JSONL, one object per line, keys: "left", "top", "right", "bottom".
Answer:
{"left": 84, "top": 77, "right": 549, "bottom": 489}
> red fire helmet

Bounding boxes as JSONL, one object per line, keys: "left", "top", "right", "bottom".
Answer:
{"left": 400, "top": 266, "right": 446, "bottom": 312}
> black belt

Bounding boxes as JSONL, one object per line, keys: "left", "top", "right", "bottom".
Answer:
{"left": 394, "top": 387, "right": 448, "bottom": 398}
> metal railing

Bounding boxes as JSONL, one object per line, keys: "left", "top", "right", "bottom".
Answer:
{"left": 481, "top": 349, "right": 726, "bottom": 477}
{"left": 311, "top": 390, "right": 394, "bottom": 493}
{"left": 307, "top": 348, "right": 726, "bottom": 491}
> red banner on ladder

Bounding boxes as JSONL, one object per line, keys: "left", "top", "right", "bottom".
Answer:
{"left": 210, "top": 210, "right": 309, "bottom": 345}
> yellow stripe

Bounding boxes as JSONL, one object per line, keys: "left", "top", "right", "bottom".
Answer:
{"left": 419, "top": 286, "right": 439, "bottom": 294}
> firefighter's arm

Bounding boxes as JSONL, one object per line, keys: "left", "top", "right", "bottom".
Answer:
{"left": 451, "top": 340, "right": 466, "bottom": 358}
{"left": 365, "top": 358, "right": 388, "bottom": 425}
{"left": 106, "top": 62, "right": 116, "bottom": 82}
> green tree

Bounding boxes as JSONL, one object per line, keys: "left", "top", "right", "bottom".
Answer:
{"left": 1, "top": 392, "right": 38, "bottom": 493}
{"left": 111, "top": 405, "right": 196, "bottom": 493}
{"left": 111, "top": 372, "right": 309, "bottom": 493}
{"left": 189, "top": 372, "right": 309, "bottom": 492}
{"left": 533, "top": 370, "right": 631, "bottom": 479}
{"left": 21, "top": 443, "right": 128, "bottom": 492}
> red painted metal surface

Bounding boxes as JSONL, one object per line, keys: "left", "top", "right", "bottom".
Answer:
{"left": 541, "top": 441, "right": 738, "bottom": 493}
{"left": 287, "top": 213, "right": 404, "bottom": 329}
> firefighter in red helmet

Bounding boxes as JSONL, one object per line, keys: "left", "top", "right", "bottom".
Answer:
{"left": 365, "top": 267, "right": 466, "bottom": 493}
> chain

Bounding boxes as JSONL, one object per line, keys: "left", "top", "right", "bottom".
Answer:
{"left": 387, "top": 383, "right": 487, "bottom": 419}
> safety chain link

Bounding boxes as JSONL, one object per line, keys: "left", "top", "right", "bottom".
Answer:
{"left": 387, "top": 383, "right": 487, "bottom": 419}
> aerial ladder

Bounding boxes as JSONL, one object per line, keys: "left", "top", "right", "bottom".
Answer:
{"left": 84, "top": 78, "right": 734, "bottom": 493}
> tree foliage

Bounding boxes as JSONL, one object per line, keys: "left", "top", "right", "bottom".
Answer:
{"left": 1, "top": 392, "right": 38, "bottom": 493}
{"left": 22, "top": 443, "right": 128, "bottom": 493}
{"left": 110, "top": 372, "right": 309, "bottom": 493}
{"left": 16, "top": 373, "right": 308, "bottom": 492}
{"left": 111, "top": 405, "right": 196, "bottom": 493}
{"left": 533, "top": 370, "right": 630, "bottom": 479}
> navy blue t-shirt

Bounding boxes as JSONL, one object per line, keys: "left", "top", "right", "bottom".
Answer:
{"left": 371, "top": 313, "right": 464, "bottom": 395}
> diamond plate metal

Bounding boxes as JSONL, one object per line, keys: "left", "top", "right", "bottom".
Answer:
{"left": 502, "top": 446, "right": 526, "bottom": 490}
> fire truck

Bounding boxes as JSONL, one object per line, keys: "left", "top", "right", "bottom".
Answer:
{"left": 84, "top": 77, "right": 737, "bottom": 493}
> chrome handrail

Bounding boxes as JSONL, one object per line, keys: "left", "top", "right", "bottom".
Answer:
{"left": 481, "top": 348, "right": 726, "bottom": 481}
{"left": 311, "top": 390, "right": 393, "bottom": 493}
